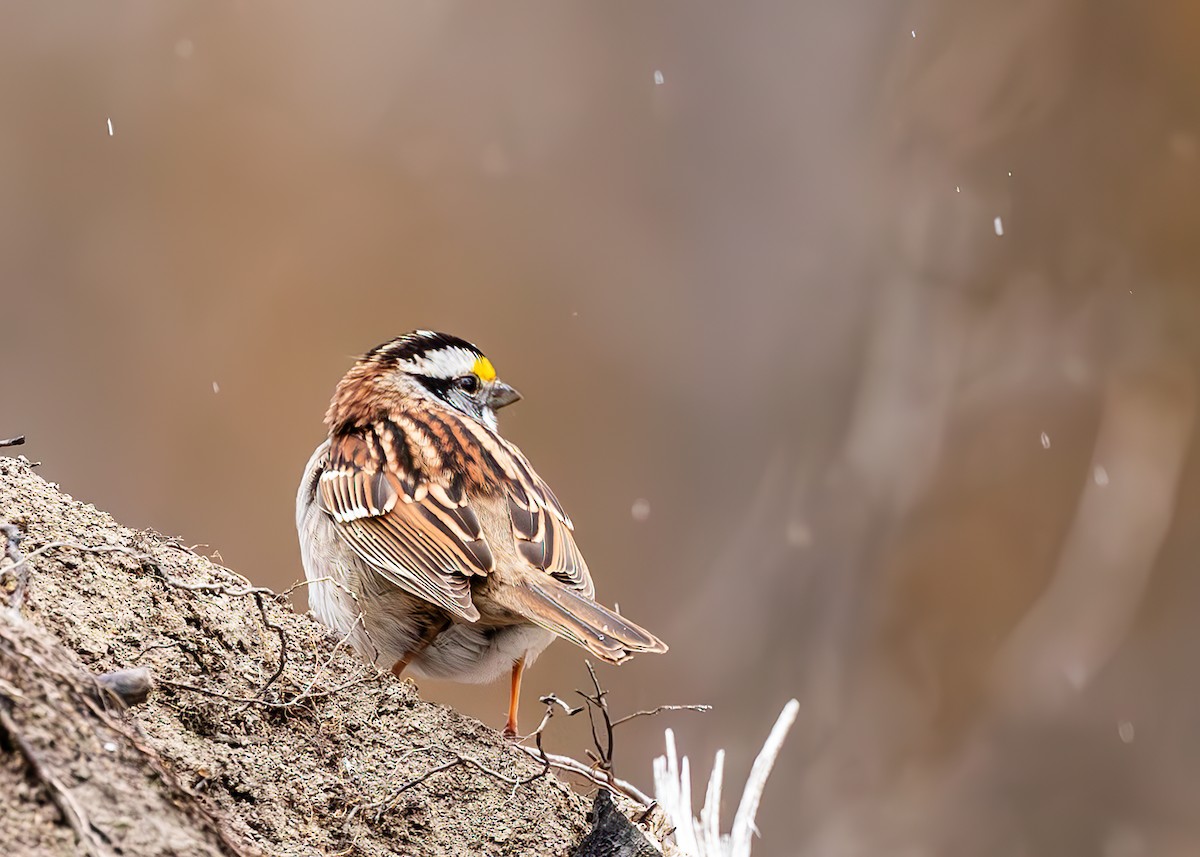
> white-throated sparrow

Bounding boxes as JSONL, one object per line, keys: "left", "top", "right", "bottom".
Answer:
{"left": 296, "top": 331, "right": 667, "bottom": 736}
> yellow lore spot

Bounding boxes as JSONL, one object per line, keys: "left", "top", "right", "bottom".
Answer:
{"left": 472, "top": 356, "right": 497, "bottom": 381}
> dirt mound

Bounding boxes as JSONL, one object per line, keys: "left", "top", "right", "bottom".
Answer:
{"left": 0, "top": 456, "right": 591, "bottom": 856}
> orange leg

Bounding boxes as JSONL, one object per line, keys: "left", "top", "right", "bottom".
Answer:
{"left": 390, "top": 619, "right": 448, "bottom": 679}
{"left": 503, "top": 657, "right": 526, "bottom": 739}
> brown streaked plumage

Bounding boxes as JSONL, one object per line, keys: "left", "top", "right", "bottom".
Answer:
{"left": 296, "top": 331, "right": 666, "bottom": 737}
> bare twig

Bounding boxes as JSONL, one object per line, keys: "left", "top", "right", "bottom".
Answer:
{"left": 373, "top": 749, "right": 549, "bottom": 821}
{"left": 378, "top": 758, "right": 461, "bottom": 804}
{"left": 236, "top": 591, "right": 288, "bottom": 711}
{"left": 17, "top": 540, "right": 161, "bottom": 569}
{"left": 539, "top": 693, "right": 583, "bottom": 716}
{"left": 519, "top": 665, "right": 708, "bottom": 809}
{"left": 142, "top": 570, "right": 281, "bottom": 601}
{"left": 532, "top": 687, "right": 653, "bottom": 804}
{"left": 280, "top": 575, "right": 360, "bottom": 600}
{"left": 372, "top": 692, "right": 570, "bottom": 821}
{"left": 160, "top": 668, "right": 380, "bottom": 710}
{"left": 573, "top": 661, "right": 710, "bottom": 774}
{"left": 576, "top": 660, "right": 615, "bottom": 770}
{"left": 129, "top": 640, "right": 186, "bottom": 661}
{"left": 517, "top": 745, "right": 655, "bottom": 807}
{"left": 279, "top": 575, "right": 381, "bottom": 663}
{"left": 287, "top": 616, "right": 368, "bottom": 702}
{"left": 0, "top": 435, "right": 25, "bottom": 448}
{"left": 612, "top": 704, "right": 712, "bottom": 728}
{"left": 27, "top": 540, "right": 273, "bottom": 608}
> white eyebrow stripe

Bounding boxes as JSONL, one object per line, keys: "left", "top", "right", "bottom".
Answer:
{"left": 398, "top": 347, "right": 481, "bottom": 378}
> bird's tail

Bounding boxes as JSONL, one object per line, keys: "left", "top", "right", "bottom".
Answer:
{"left": 503, "top": 580, "right": 668, "bottom": 663}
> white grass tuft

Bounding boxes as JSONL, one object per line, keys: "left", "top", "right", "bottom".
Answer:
{"left": 653, "top": 699, "right": 799, "bottom": 857}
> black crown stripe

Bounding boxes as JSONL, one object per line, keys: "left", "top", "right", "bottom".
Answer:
{"left": 366, "top": 331, "right": 482, "bottom": 366}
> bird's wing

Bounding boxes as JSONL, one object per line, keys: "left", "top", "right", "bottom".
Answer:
{"left": 498, "top": 441, "right": 592, "bottom": 597}
{"left": 432, "top": 411, "right": 592, "bottom": 597}
{"left": 317, "top": 427, "right": 493, "bottom": 622}
{"left": 318, "top": 405, "right": 594, "bottom": 620}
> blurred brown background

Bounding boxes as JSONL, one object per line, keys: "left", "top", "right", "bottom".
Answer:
{"left": 4, "top": 2, "right": 1200, "bottom": 855}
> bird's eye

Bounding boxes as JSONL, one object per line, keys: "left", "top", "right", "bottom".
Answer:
{"left": 456, "top": 374, "right": 480, "bottom": 394}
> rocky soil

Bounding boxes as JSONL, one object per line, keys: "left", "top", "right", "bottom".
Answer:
{"left": 0, "top": 455, "right": 599, "bottom": 856}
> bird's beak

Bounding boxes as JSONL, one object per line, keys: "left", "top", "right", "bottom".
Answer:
{"left": 487, "top": 381, "right": 522, "bottom": 409}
